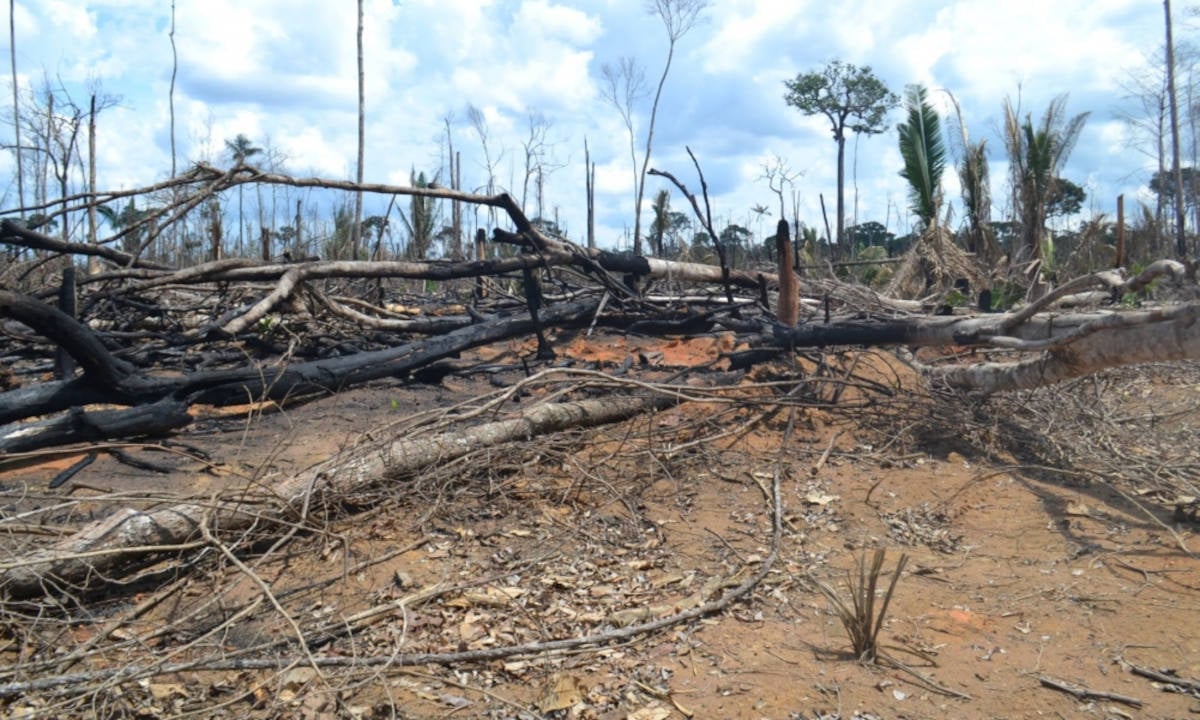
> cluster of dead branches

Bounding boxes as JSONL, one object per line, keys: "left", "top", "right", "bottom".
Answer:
{"left": 1, "top": 166, "right": 1199, "bottom": 715}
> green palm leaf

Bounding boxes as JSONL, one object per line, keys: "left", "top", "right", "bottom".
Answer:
{"left": 897, "top": 84, "right": 946, "bottom": 229}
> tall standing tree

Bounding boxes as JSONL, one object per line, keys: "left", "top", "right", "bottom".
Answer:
{"left": 944, "top": 89, "right": 996, "bottom": 259}
{"left": 635, "top": 0, "right": 708, "bottom": 256}
{"left": 167, "top": 0, "right": 179, "bottom": 264}
{"left": 87, "top": 94, "right": 98, "bottom": 272}
{"left": 1164, "top": 0, "right": 1187, "bottom": 257}
{"left": 1118, "top": 51, "right": 1171, "bottom": 254}
{"left": 352, "top": 0, "right": 365, "bottom": 260}
{"left": 225, "top": 133, "right": 261, "bottom": 256}
{"left": 520, "top": 109, "right": 564, "bottom": 224}
{"left": 600, "top": 57, "right": 647, "bottom": 248}
{"left": 467, "top": 104, "right": 501, "bottom": 230}
{"left": 1002, "top": 95, "right": 1089, "bottom": 263}
{"left": 896, "top": 84, "right": 946, "bottom": 230}
{"left": 600, "top": 0, "right": 707, "bottom": 257}
{"left": 8, "top": 0, "right": 22, "bottom": 224}
{"left": 759, "top": 154, "right": 801, "bottom": 221}
{"left": 584, "top": 137, "right": 596, "bottom": 250}
{"left": 784, "top": 61, "right": 897, "bottom": 257}
{"left": 168, "top": 0, "right": 177, "bottom": 182}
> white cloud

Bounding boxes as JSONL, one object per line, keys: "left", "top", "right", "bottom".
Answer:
{"left": 516, "top": 0, "right": 601, "bottom": 45}
{"left": 701, "top": 2, "right": 808, "bottom": 75}
{"left": 44, "top": 1, "right": 97, "bottom": 40}
{"left": 0, "top": 0, "right": 1180, "bottom": 252}
{"left": 277, "top": 127, "right": 349, "bottom": 178}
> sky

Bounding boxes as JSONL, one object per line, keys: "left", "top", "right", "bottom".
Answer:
{"left": 0, "top": 0, "right": 1191, "bottom": 254}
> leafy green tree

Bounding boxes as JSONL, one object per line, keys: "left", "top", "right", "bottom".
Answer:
{"left": 225, "top": 133, "right": 261, "bottom": 256}
{"left": 1002, "top": 94, "right": 1089, "bottom": 262}
{"left": 991, "top": 221, "right": 1020, "bottom": 257}
{"left": 1046, "top": 177, "right": 1087, "bottom": 219}
{"left": 663, "top": 210, "right": 691, "bottom": 256}
{"left": 846, "top": 220, "right": 895, "bottom": 252}
{"left": 719, "top": 223, "right": 751, "bottom": 266}
{"left": 896, "top": 84, "right": 946, "bottom": 230}
{"left": 855, "top": 244, "right": 893, "bottom": 287}
{"left": 784, "top": 61, "right": 898, "bottom": 255}
{"left": 1148, "top": 166, "right": 1200, "bottom": 212}
{"left": 362, "top": 215, "right": 389, "bottom": 259}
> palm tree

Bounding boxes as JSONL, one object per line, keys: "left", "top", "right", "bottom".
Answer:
{"left": 97, "top": 199, "right": 152, "bottom": 255}
{"left": 943, "top": 89, "right": 995, "bottom": 261}
{"left": 1003, "top": 95, "right": 1089, "bottom": 263}
{"left": 398, "top": 169, "right": 439, "bottom": 259}
{"left": 959, "top": 140, "right": 994, "bottom": 258}
{"left": 225, "top": 133, "right": 261, "bottom": 256}
{"left": 750, "top": 203, "right": 771, "bottom": 249}
{"left": 896, "top": 84, "right": 946, "bottom": 230}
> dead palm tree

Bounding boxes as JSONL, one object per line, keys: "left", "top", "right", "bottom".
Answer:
{"left": 942, "top": 89, "right": 996, "bottom": 261}
{"left": 1003, "top": 95, "right": 1089, "bottom": 263}
{"left": 649, "top": 188, "right": 671, "bottom": 256}
{"left": 959, "top": 140, "right": 994, "bottom": 258}
{"left": 398, "top": 169, "right": 439, "bottom": 259}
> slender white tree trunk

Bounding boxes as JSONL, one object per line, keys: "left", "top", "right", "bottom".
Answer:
{"left": 351, "top": 0, "right": 365, "bottom": 260}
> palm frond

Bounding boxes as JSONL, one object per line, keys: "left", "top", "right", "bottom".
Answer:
{"left": 896, "top": 84, "right": 946, "bottom": 228}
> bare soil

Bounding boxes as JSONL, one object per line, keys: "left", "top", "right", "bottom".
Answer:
{"left": 2, "top": 331, "right": 1199, "bottom": 720}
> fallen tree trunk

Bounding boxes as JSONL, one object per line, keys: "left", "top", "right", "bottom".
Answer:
{"left": 0, "top": 397, "right": 192, "bottom": 453}
{"left": 774, "top": 302, "right": 1200, "bottom": 393}
{"left": 928, "top": 303, "right": 1200, "bottom": 393}
{"left": 0, "top": 291, "right": 599, "bottom": 429}
{"left": 0, "top": 393, "right": 674, "bottom": 599}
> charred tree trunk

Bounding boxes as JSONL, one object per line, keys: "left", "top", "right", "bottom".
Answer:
{"left": 775, "top": 219, "right": 798, "bottom": 326}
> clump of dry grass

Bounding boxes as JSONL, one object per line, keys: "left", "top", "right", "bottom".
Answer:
{"left": 814, "top": 548, "right": 909, "bottom": 663}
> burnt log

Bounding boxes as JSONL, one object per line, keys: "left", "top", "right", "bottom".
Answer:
{"left": 0, "top": 290, "right": 601, "bottom": 443}
{"left": 0, "top": 397, "right": 192, "bottom": 454}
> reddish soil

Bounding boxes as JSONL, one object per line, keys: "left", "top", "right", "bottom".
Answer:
{"left": 2, "top": 331, "right": 1198, "bottom": 720}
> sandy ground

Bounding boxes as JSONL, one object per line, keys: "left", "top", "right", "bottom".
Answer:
{"left": 2, "top": 331, "right": 1198, "bottom": 719}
